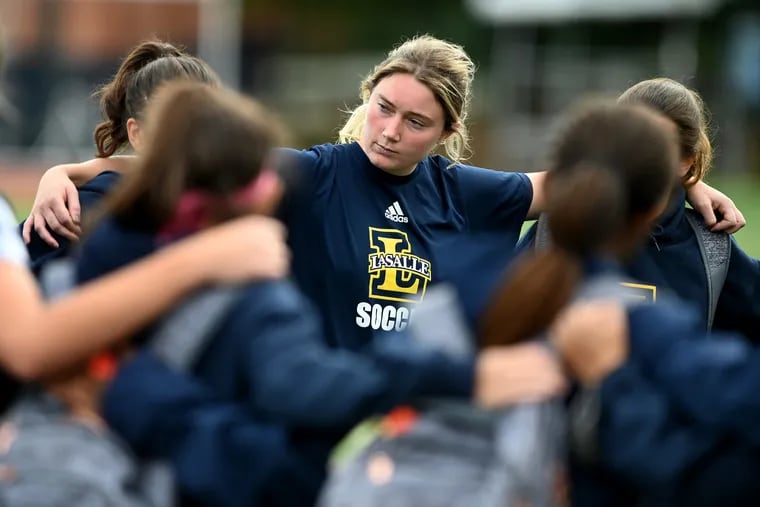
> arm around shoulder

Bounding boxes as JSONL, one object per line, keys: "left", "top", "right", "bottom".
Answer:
{"left": 0, "top": 215, "right": 289, "bottom": 380}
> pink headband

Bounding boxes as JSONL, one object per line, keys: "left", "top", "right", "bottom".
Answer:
{"left": 157, "top": 169, "right": 278, "bottom": 243}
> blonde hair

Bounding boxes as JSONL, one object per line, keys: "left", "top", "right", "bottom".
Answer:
{"left": 618, "top": 78, "right": 712, "bottom": 187}
{"left": 338, "top": 34, "right": 475, "bottom": 165}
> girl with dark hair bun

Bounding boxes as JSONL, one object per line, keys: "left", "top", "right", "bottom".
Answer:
{"left": 22, "top": 39, "right": 220, "bottom": 274}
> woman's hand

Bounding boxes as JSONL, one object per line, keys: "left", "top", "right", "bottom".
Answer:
{"left": 551, "top": 300, "right": 628, "bottom": 386}
{"left": 185, "top": 215, "right": 291, "bottom": 284}
{"left": 475, "top": 343, "right": 567, "bottom": 408}
{"left": 687, "top": 181, "right": 746, "bottom": 233}
{"left": 22, "top": 165, "right": 82, "bottom": 247}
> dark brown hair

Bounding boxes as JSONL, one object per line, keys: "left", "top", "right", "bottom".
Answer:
{"left": 93, "top": 39, "right": 220, "bottom": 158}
{"left": 479, "top": 102, "right": 679, "bottom": 348}
{"left": 618, "top": 78, "right": 711, "bottom": 187}
{"left": 104, "top": 82, "right": 283, "bottom": 229}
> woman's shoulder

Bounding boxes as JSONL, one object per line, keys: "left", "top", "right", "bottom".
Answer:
{"left": 428, "top": 155, "right": 526, "bottom": 181}
{"left": 80, "top": 171, "right": 122, "bottom": 195}
{"left": 276, "top": 142, "right": 355, "bottom": 166}
{"left": 427, "top": 156, "right": 532, "bottom": 205}
{"left": 276, "top": 143, "right": 361, "bottom": 196}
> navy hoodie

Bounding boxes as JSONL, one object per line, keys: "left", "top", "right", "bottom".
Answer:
{"left": 22, "top": 170, "right": 121, "bottom": 276}
{"left": 78, "top": 217, "right": 475, "bottom": 507}
{"left": 519, "top": 188, "right": 760, "bottom": 340}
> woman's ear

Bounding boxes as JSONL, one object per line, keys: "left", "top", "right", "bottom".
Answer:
{"left": 439, "top": 122, "right": 461, "bottom": 144}
{"left": 679, "top": 155, "right": 696, "bottom": 178}
{"left": 126, "top": 118, "right": 143, "bottom": 152}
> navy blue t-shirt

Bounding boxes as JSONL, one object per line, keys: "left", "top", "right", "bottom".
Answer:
{"left": 280, "top": 142, "right": 532, "bottom": 350}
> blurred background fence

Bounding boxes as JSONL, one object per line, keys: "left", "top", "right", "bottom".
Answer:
{"left": 1, "top": 0, "right": 758, "bottom": 251}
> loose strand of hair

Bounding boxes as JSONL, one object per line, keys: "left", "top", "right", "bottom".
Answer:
{"left": 338, "top": 103, "right": 368, "bottom": 144}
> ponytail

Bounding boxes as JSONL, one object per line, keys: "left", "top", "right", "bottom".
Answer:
{"left": 480, "top": 164, "right": 626, "bottom": 348}
{"left": 479, "top": 102, "right": 678, "bottom": 347}
{"left": 93, "top": 40, "right": 184, "bottom": 157}
{"left": 546, "top": 164, "right": 625, "bottom": 255}
{"left": 480, "top": 249, "right": 582, "bottom": 348}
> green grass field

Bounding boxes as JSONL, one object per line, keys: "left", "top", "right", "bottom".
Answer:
{"left": 11, "top": 175, "right": 760, "bottom": 256}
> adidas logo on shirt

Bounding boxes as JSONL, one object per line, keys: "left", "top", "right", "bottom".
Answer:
{"left": 385, "top": 201, "right": 409, "bottom": 223}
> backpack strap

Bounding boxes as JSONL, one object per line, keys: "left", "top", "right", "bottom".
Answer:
{"left": 684, "top": 208, "right": 731, "bottom": 330}
{"left": 148, "top": 285, "right": 243, "bottom": 371}
{"left": 568, "top": 274, "right": 647, "bottom": 464}
{"left": 533, "top": 213, "right": 552, "bottom": 251}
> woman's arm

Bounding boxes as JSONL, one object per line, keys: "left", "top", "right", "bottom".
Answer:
{"left": 22, "top": 157, "right": 136, "bottom": 245}
{"left": 526, "top": 171, "right": 745, "bottom": 232}
{"left": 239, "top": 284, "right": 565, "bottom": 428}
{"left": 0, "top": 215, "right": 288, "bottom": 380}
{"left": 596, "top": 362, "right": 718, "bottom": 488}
{"left": 553, "top": 298, "right": 760, "bottom": 446}
{"left": 686, "top": 181, "right": 746, "bottom": 233}
{"left": 526, "top": 172, "right": 548, "bottom": 219}
{"left": 63, "top": 157, "right": 134, "bottom": 186}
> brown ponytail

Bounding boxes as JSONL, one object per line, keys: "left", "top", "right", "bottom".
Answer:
{"left": 479, "top": 102, "right": 679, "bottom": 348}
{"left": 480, "top": 165, "right": 625, "bottom": 348}
{"left": 94, "top": 41, "right": 183, "bottom": 157}
{"left": 480, "top": 249, "right": 582, "bottom": 348}
{"left": 93, "top": 40, "right": 219, "bottom": 158}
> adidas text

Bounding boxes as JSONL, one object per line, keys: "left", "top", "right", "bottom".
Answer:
{"left": 385, "top": 201, "right": 409, "bottom": 223}
{"left": 385, "top": 210, "right": 408, "bottom": 223}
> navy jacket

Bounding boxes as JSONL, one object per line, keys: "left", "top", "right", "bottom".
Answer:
{"left": 103, "top": 353, "right": 317, "bottom": 507}
{"left": 570, "top": 260, "right": 760, "bottom": 506}
{"left": 22, "top": 170, "right": 121, "bottom": 276}
{"left": 519, "top": 188, "right": 760, "bottom": 340}
{"left": 79, "top": 217, "right": 474, "bottom": 506}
